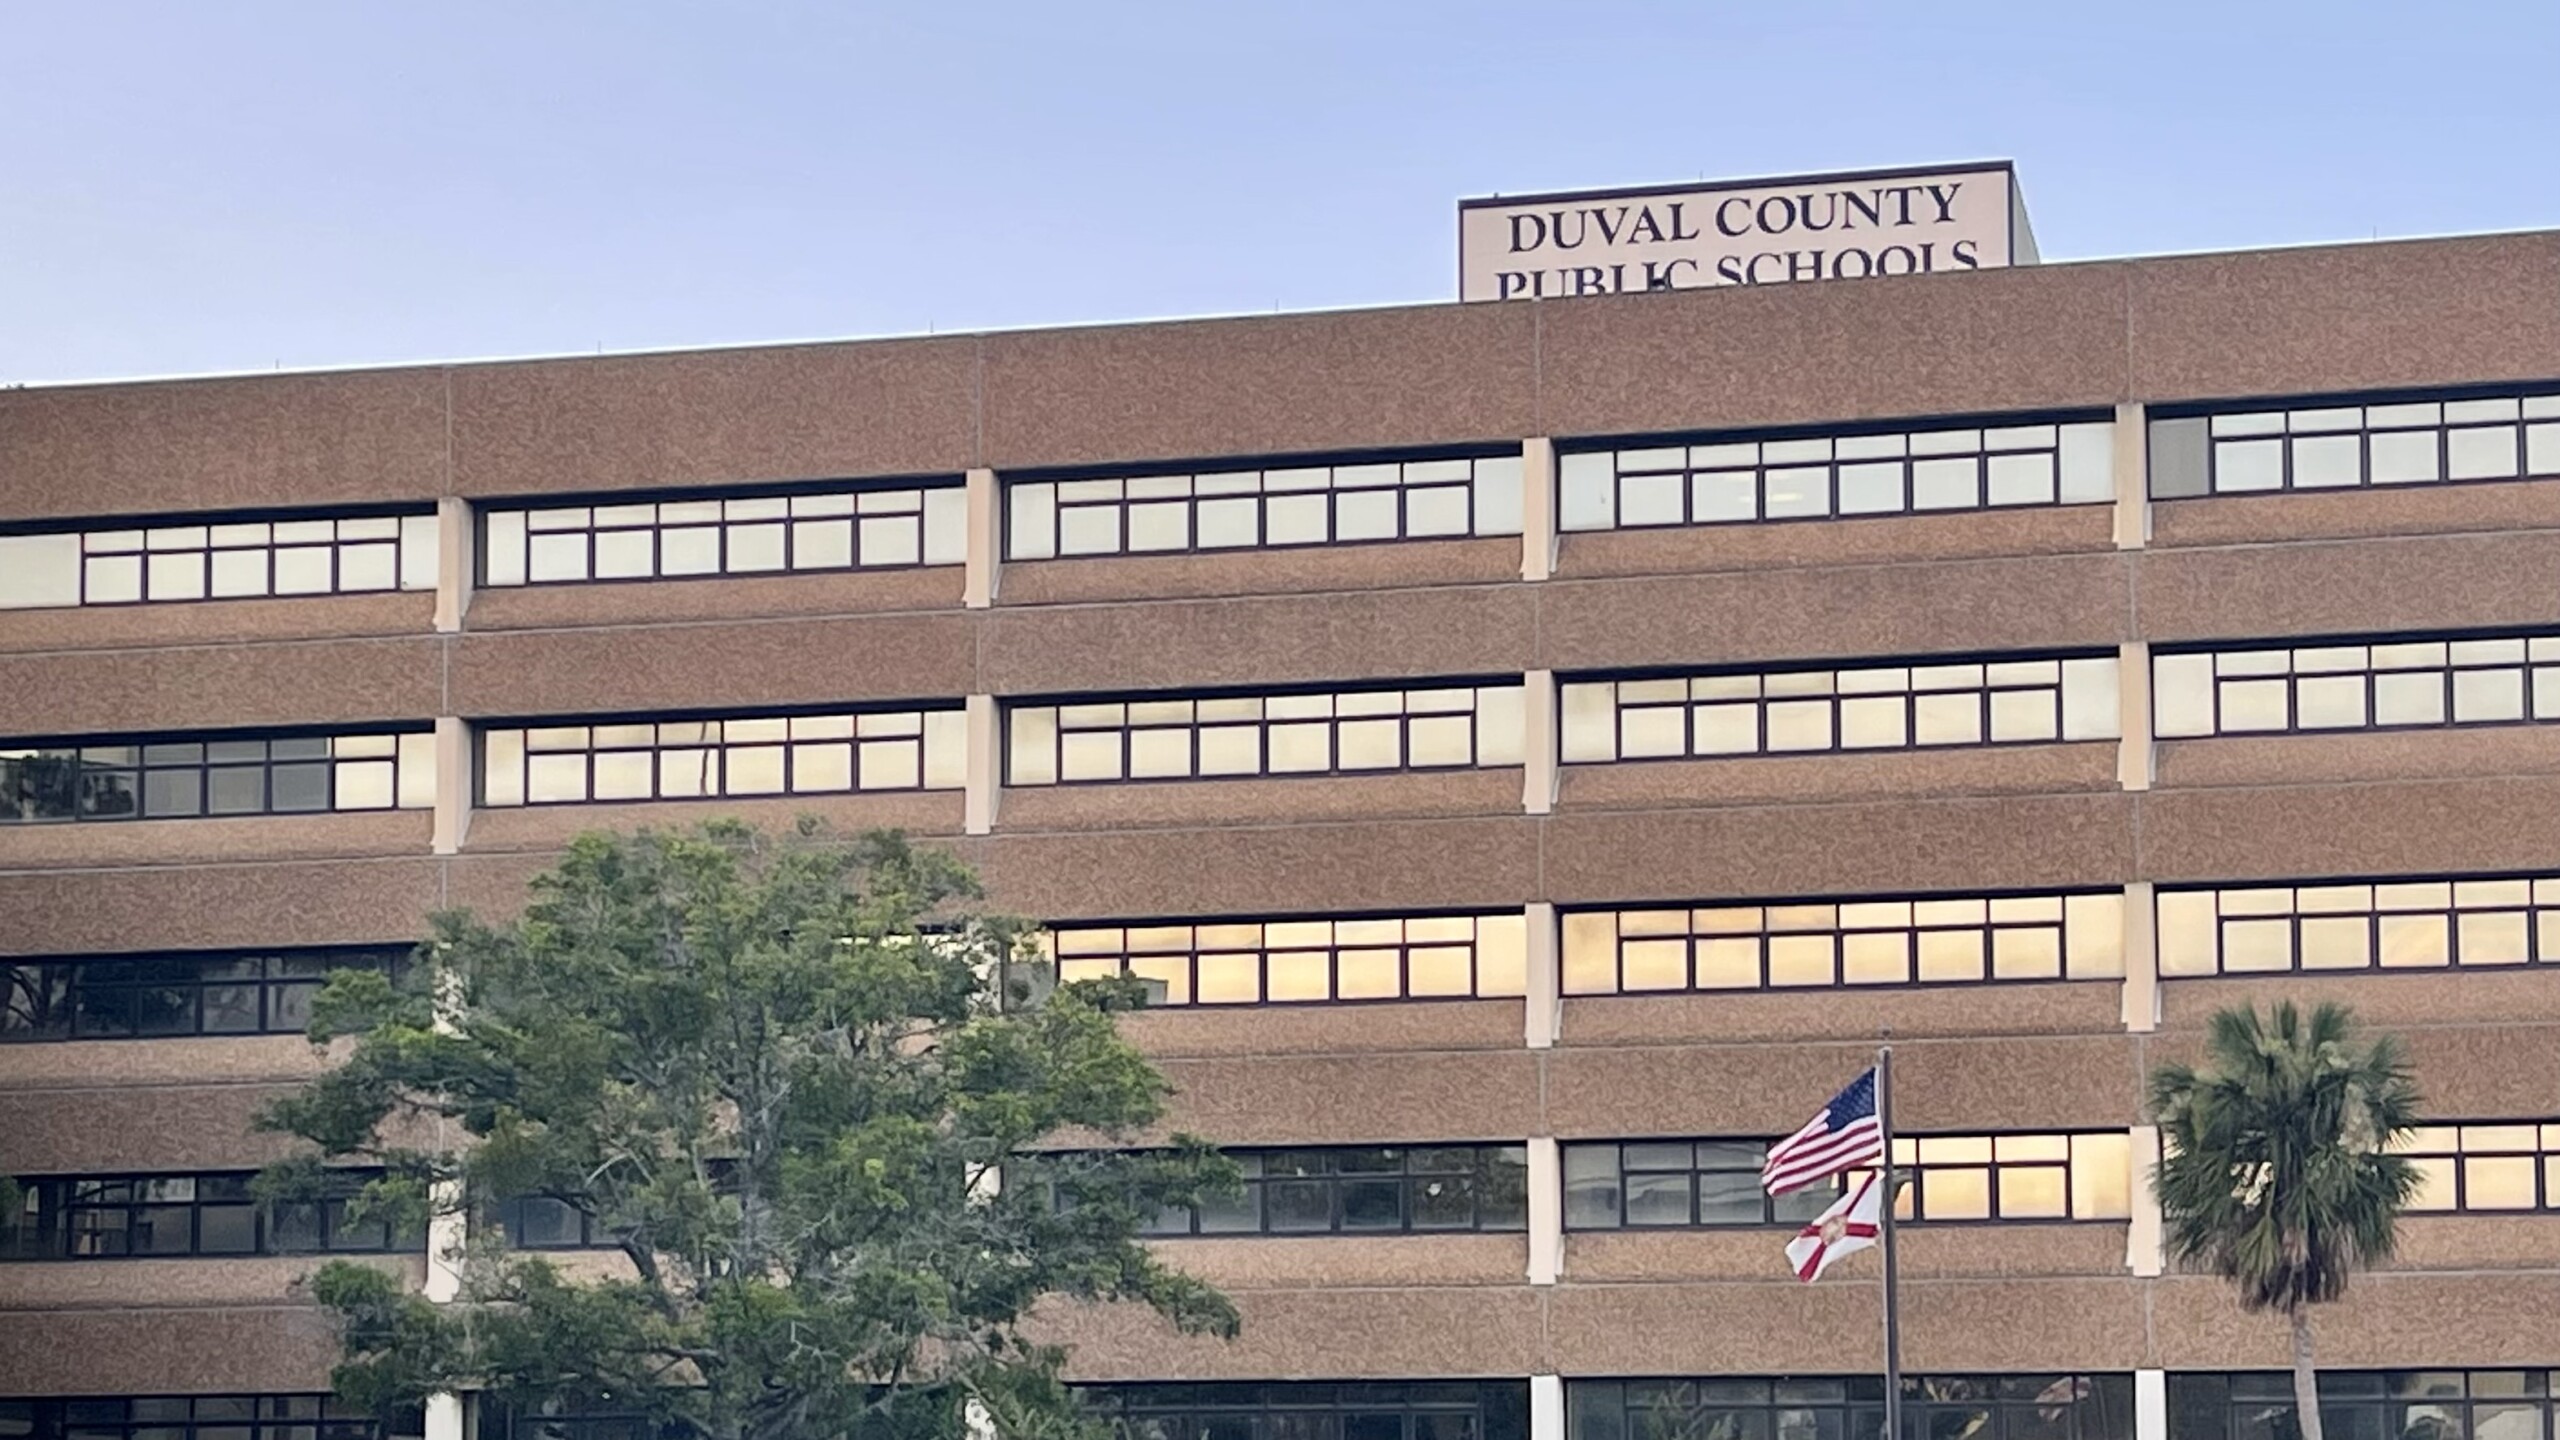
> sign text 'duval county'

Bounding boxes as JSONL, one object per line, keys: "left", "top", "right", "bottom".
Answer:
{"left": 1458, "top": 162, "right": 2034, "bottom": 302}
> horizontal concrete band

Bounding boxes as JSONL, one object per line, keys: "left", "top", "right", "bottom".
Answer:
{"left": 5, "top": 232, "right": 2559, "bottom": 520}
{"left": 6, "top": 1007, "right": 2553, "bottom": 1165}
{"left": 19, "top": 768, "right": 2560, "bottom": 938}
{"left": 13, "top": 1262, "right": 2551, "bottom": 1396}
{"left": 13, "top": 517, "right": 2560, "bottom": 730}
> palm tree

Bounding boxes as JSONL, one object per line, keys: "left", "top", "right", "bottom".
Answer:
{"left": 2147, "top": 1001, "right": 2422, "bottom": 1440}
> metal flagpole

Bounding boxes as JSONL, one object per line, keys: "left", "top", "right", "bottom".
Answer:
{"left": 1878, "top": 1044, "right": 1903, "bottom": 1440}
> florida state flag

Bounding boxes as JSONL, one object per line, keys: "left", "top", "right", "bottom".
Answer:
{"left": 1785, "top": 1170, "right": 1886, "bottom": 1282}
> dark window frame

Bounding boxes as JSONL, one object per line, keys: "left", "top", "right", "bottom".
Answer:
{"left": 1559, "top": 650, "right": 2117, "bottom": 764}
{"left": 2165, "top": 1369, "right": 2557, "bottom": 1440}
{"left": 1044, "top": 909, "right": 1530, "bottom": 1007}
{"left": 1082, "top": 1379, "right": 1528, "bottom": 1440}
{"left": 1004, "top": 678, "right": 1525, "bottom": 787}
{"left": 0, "top": 1395, "right": 394, "bottom": 1440}
{"left": 1, "top": 1170, "right": 410, "bottom": 1262}
{"left": 1004, "top": 444, "right": 1525, "bottom": 562}
{"left": 0, "top": 946, "right": 406, "bottom": 1043}
{"left": 1561, "top": 1132, "right": 2131, "bottom": 1232}
{"left": 2396, "top": 1121, "right": 2560, "bottom": 1214}
{"left": 1559, "top": 889, "right": 2124, "bottom": 997}
{"left": 476, "top": 474, "right": 968, "bottom": 589}
{"left": 1568, "top": 1374, "right": 2135, "bottom": 1440}
{"left": 2152, "top": 629, "right": 2560, "bottom": 739}
{"left": 476, "top": 702, "right": 966, "bottom": 807}
{"left": 2155, "top": 872, "right": 2560, "bottom": 978}
{"left": 1556, "top": 406, "right": 2116, "bottom": 533}
{"left": 1092, "top": 1144, "right": 1530, "bottom": 1238}
{"left": 0, "top": 502, "right": 437, "bottom": 610}
{"left": 2148, "top": 380, "right": 2560, "bottom": 500}
{"left": 0, "top": 725, "right": 432, "bottom": 825}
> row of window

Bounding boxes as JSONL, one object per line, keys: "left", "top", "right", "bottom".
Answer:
{"left": 1559, "top": 894, "right": 2126, "bottom": 995}
{"left": 6, "top": 871, "right": 2555, "bottom": 1045}
{"left": 1559, "top": 420, "right": 2116, "bottom": 531}
{"left": 9, "top": 1376, "right": 2551, "bottom": 1440}
{"left": 0, "top": 1396, "right": 395, "bottom": 1440}
{"left": 478, "top": 710, "right": 967, "bottom": 806}
{"left": 0, "top": 1173, "right": 412, "bottom": 1261}
{"left": 1564, "top": 1133, "right": 2136, "bottom": 1229}
{"left": 17, "top": 624, "right": 2560, "bottom": 820}
{"left": 0, "top": 732, "right": 434, "bottom": 824}
{"left": 1560, "top": 656, "right": 2119, "bottom": 762}
{"left": 1007, "top": 455, "right": 1524, "bottom": 559}
{"left": 0, "top": 512, "right": 438, "bottom": 610}
{"left": 480, "top": 484, "right": 967, "bottom": 586}
{"left": 0, "top": 947, "right": 402, "bottom": 1043}
{"left": 1128, "top": 1146, "right": 1530, "bottom": 1236}
{"left": 1045, "top": 914, "right": 1529, "bottom": 1005}
{"left": 8, "top": 385, "right": 2557, "bottom": 614}
{"left": 2150, "top": 393, "right": 2560, "bottom": 497}
{"left": 1008, "top": 685, "right": 1526, "bottom": 785}
{"left": 1570, "top": 1375, "right": 2133, "bottom": 1440}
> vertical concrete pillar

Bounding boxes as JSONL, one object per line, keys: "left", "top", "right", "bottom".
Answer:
{"left": 964, "top": 694, "right": 1000, "bottom": 836}
{"left": 1531, "top": 1376, "right": 1567, "bottom": 1440}
{"left": 1527, "top": 1135, "right": 1562, "bottom": 1286}
{"left": 2121, "top": 881, "right": 2158, "bottom": 1034}
{"left": 431, "top": 715, "right": 471, "bottom": 856}
{"left": 2118, "top": 641, "right": 2154, "bottom": 793}
{"left": 1521, "top": 437, "right": 1557, "bottom": 582}
{"left": 433, "top": 496, "right": 473, "bottom": 634}
{"left": 425, "top": 1395, "right": 464, "bottom": 1440}
{"left": 1523, "top": 669, "right": 1557, "bottom": 816}
{"left": 963, "top": 467, "right": 1000, "bottom": 609}
{"left": 2113, "top": 402, "right": 2150, "bottom": 551}
{"left": 2128, "top": 1123, "right": 2165, "bottom": 1277}
{"left": 1524, "top": 902, "right": 1559, "bottom": 1050}
{"left": 2135, "top": 1370, "right": 2169, "bottom": 1440}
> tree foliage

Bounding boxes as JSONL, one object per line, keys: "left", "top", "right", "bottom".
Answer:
{"left": 2146, "top": 1000, "right": 2422, "bottom": 1440}
{"left": 260, "top": 820, "right": 1236, "bottom": 1440}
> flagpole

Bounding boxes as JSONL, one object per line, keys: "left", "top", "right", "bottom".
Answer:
{"left": 1878, "top": 1044, "right": 1903, "bottom": 1440}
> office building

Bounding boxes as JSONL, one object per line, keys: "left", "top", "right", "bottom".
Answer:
{"left": 5, "top": 223, "right": 2560, "bottom": 1440}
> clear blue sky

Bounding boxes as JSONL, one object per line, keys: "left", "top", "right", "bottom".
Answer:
{"left": 7, "top": 1, "right": 2556, "bottom": 384}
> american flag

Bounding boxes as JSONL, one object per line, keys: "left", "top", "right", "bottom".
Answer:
{"left": 1761, "top": 1065, "right": 1885, "bottom": 1195}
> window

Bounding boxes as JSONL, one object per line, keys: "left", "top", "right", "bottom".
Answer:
{"left": 2167, "top": 1371, "right": 2557, "bottom": 1440}
{"left": 1007, "top": 683, "right": 1525, "bottom": 785}
{"left": 2395, "top": 1123, "right": 2560, "bottom": 1213}
{"left": 1561, "top": 892, "right": 2123, "bottom": 996}
{"left": 0, "top": 510, "right": 438, "bottom": 610}
{"left": 2157, "top": 877, "right": 2560, "bottom": 976}
{"left": 0, "top": 1171, "right": 411, "bottom": 1260}
{"left": 1043, "top": 912, "right": 1527, "bottom": 1006}
{"left": 1007, "top": 452, "right": 1523, "bottom": 560}
{"left": 1124, "top": 1145, "right": 1528, "bottom": 1236}
{"left": 1083, "top": 1381, "right": 1529, "bottom": 1440}
{"left": 2153, "top": 633, "right": 2560, "bottom": 737}
{"left": 2149, "top": 390, "right": 2560, "bottom": 498}
{"left": 1558, "top": 416, "right": 2113, "bottom": 532}
{"left": 0, "top": 947, "right": 403, "bottom": 1043}
{"left": 477, "top": 1403, "right": 671, "bottom": 1440}
{"left": 479, "top": 482, "right": 965, "bottom": 586}
{"left": 488, "top": 1194, "right": 608, "bottom": 1250}
{"left": 0, "top": 729, "right": 434, "bottom": 823}
{"left": 1562, "top": 1133, "right": 2131, "bottom": 1229}
{"left": 0, "top": 1397, "right": 398, "bottom": 1440}
{"left": 1562, "top": 655, "right": 2118, "bottom": 762}
{"left": 1569, "top": 1376, "right": 2134, "bottom": 1440}
{"left": 479, "top": 708, "right": 965, "bottom": 806}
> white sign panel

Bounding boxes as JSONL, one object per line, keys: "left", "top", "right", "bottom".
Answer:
{"left": 1459, "top": 162, "right": 2032, "bottom": 302}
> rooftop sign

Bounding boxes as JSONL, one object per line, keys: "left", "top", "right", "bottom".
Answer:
{"left": 1458, "top": 161, "right": 2034, "bottom": 302}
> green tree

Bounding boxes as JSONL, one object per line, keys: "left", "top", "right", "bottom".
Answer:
{"left": 259, "top": 821, "right": 1236, "bottom": 1440}
{"left": 2146, "top": 1001, "right": 2422, "bottom": 1440}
